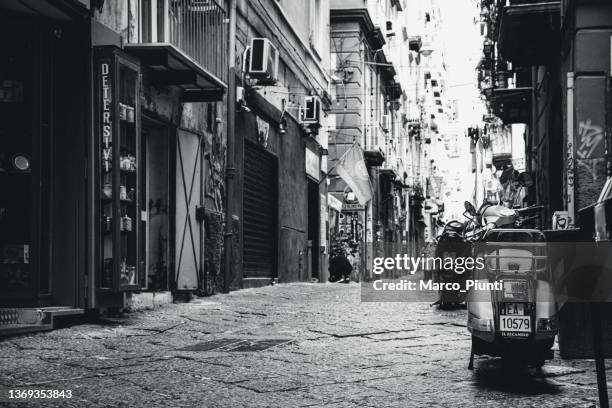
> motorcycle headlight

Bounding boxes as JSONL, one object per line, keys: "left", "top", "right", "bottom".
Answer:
{"left": 468, "top": 315, "right": 493, "bottom": 332}
{"left": 537, "top": 317, "right": 558, "bottom": 332}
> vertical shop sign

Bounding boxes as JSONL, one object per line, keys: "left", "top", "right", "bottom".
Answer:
{"left": 100, "top": 60, "right": 112, "bottom": 172}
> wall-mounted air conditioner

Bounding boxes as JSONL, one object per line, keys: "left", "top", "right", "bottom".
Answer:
{"left": 248, "top": 38, "right": 279, "bottom": 85}
{"left": 302, "top": 96, "right": 321, "bottom": 124}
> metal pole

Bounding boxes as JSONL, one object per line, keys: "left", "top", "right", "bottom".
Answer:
{"left": 591, "top": 302, "right": 610, "bottom": 408}
{"left": 566, "top": 72, "right": 575, "bottom": 227}
{"left": 223, "top": 0, "right": 237, "bottom": 293}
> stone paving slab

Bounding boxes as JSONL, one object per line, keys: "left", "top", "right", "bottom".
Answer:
{"left": 0, "top": 282, "right": 606, "bottom": 407}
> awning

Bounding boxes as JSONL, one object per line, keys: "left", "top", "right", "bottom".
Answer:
{"left": 328, "top": 193, "right": 344, "bottom": 212}
{"left": 124, "top": 43, "right": 227, "bottom": 102}
{"left": 498, "top": 1, "right": 561, "bottom": 66}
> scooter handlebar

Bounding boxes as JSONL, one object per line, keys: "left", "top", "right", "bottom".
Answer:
{"left": 516, "top": 205, "right": 544, "bottom": 214}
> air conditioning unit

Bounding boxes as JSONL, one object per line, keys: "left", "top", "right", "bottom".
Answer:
{"left": 302, "top": 96, "right": 321, "bottom": 124}
{"left": 382, "top": 114, "right": 391, "bottom": 132}
{"left": 248, "top": 38, "right": 279, "bottom": 84}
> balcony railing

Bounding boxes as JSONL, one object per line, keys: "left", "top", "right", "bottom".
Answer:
{"left": 138, "top": 0, "right": 228, "bottom": 84}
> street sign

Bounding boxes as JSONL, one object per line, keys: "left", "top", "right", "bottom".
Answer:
{"left": 342, "top": 203, "right": 365, "bottom": 211}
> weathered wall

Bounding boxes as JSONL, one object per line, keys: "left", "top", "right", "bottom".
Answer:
{"left": 234, "top": 0, "right": 328, "bottom": 283}
{"left": 240, "top": 91, "right": 308, "bottom": 283}
{"left": 278, "top": 116, "right": 308, "bottom": 282}
{"left": 533, "top": 65, "right": 563, "bottom": 227}
{"left": 558, "top": 3, "right": 612, "bottom": 218}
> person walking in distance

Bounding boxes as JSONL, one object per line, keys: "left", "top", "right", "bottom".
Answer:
{"left": 328, "top": 243, "right": 352, "bottom": 283}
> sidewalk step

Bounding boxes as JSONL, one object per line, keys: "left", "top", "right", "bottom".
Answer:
{"left": 0, "top": 307, "right": 85, "bottom": 337}
{"left": 0, "top": 323, "right": 54, "bottom": 336}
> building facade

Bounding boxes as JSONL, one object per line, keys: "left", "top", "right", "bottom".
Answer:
{"left": 1, "top": 0, "right": 338, "bottom": 335}
{"left": 1, "top": 0, "right": 451, "bottom": 335}
{"left": 231, "top": 0, "right": 332, "bottom": 287}
{"left": 328, "top": 0, "right": 405, "bottom": 280}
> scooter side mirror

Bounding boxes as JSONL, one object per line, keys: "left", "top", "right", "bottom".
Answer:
{"left": 518, "top": 172, "right": 534, "bottom": 188}
{"left": 464, "top": 201, "right": 476, "bottom": 215}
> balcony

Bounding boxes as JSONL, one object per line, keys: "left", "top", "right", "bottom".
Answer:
{"left": 125, "top": 0, "right": 228, "bottom": 102}
{"left": 497, "top": 0, "right": 561, "bottom": 66}
{"left": 490, "top": 86, "right": 533, "bottom": 124}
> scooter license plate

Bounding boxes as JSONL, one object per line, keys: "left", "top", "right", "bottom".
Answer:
{"left": 499, "top": 316, "right": 531, "bottom": 333}
{"left": 501, "top": 303, "right": 524, "bottom": 315}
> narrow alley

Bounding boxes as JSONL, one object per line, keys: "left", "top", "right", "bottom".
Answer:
{"left": 0, "top": 280, "right": 600, "bottom": 407}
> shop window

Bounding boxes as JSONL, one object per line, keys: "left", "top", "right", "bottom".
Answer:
{"left": 95, "top": 47, "right": 142, "bottom": 292}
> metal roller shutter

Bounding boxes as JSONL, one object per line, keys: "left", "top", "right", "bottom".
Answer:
{"left": 243, "top": 142, "right": 277, "bottom": 278}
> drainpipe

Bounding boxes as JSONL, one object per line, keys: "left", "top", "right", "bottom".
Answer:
{"left": 566, "top": 72, "right": 575, "bottom": 227}
{"left": 223, "top": 0, "right": 237, "bottom": 293}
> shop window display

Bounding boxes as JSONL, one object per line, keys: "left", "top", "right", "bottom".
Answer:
{"left": 96, "top": 47, "right": 142, "bottom": 292}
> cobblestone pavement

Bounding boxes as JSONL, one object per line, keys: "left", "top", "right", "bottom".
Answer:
{"left": 0, "top": 279, "right": 606, "bottom": 407}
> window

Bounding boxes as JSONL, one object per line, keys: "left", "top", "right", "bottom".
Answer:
{"left": 310, "top": 0, "right": 323, "bottom": 55}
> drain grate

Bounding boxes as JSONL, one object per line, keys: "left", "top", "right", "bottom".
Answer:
{"left": 179, "top": 338, "right": 292, "bottom": 352}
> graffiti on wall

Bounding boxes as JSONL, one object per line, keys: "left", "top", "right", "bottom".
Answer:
{"left": 204, "top": 130, "right": 226, "bottom": 213}
{"left": 576, "top": 119, "right": 604, "bottom": 159}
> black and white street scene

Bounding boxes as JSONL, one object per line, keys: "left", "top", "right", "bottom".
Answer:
{"left": 2, "top": 0, "right": 612, "bottom": 406}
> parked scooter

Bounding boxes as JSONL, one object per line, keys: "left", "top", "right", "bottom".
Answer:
{"left": 432, "top": 219, "right": 471, "bottom": 309}
{"left": 464, "top": 199, "right": 557, "bottom": 369}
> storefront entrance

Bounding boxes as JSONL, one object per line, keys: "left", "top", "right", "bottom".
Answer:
{"left": 0, "top": 9, "right": 88, "bottom": 312}
{"left": 307, "top": 179, "right": 320, "bottom": 279}
{"left": 0, "top": 18, "right": 41, "bottom": 304}
{"left": 243, "top": 141, "right": 278, "bottom": 281}
{"left": 142, "top": 119, "right": 171, "bottom": 291}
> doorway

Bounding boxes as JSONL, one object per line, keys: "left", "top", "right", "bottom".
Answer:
{"left": 0, "top": 12, "right": 86, "bottom": 308}
{"left": 0, "top": 20, "right": 38, "bottom": 302}
{"left": 243, "top": 141, "right": 278, "bottom": 280}
{"left": 175, "top": 129, "right": 204, "bottom": 291}
{"left": 141, "top": 119, "right": 171, "bottom": 291}
{"left": 307, "top": 179, "right": 320, "bottom": 279}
